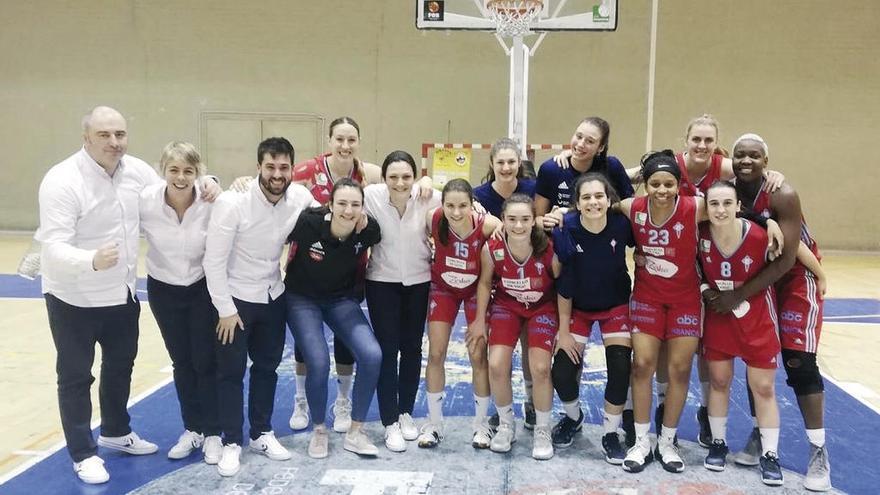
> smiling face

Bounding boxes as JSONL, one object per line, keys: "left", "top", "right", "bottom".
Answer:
{"left": 570, "top": 121, "right": 606, "bottom": 163}
{"left": 257, "top": 152, "right": 292, "bottom": 199}
{"left": 83, "top": 108, "right": 128, "bottom": 170}
{"left": 163, "top": 159, "right": 198, "bottom": 195}
{"left": 576, "top": 180, "right": 610, "bottom": 220}
{"left": 329, "top": 122, "right": 359, "bottom": 162}
{"left": 732, "top": 140, "right": 769, "bottom": 183}
{"left": 705, "top": 185, "right": 740, "bottom": 227}
{"left": 645, "top": 170, "right": 679, "bottom": 207}
{"left": 442, "top": 190, "right": 472, "bottom": 226}
{"left": 686, "top": 123, "right": 718, "bottom": 166}
{"left": 502, "top": 201, "right": 535, "bottom": 241}
{"left": 384, "top": 161, "right": 415, "bottom": 195}
{"left": 330, "top": 185, "right": 364, "bottom": 227}
{"left": 490, "top": 147, "right": 520, "bottom": 185}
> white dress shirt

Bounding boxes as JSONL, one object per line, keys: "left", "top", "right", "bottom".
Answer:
{"left": 36, "top": 148, "right": 160, "bottom": 307}
{"left": 139, "top": 182, "right": 213, "bottom": 286}
{"left": 204, "top": 180, "right": 318, "bottom": 317}
{"left": 364, "top": 184, "right": 440, "bottom": 286}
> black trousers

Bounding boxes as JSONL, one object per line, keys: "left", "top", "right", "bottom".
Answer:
{"left": 45, "top": 293, "right": 140, "bottom": 463}
{"left": 215, "top": 295, "right": 286, "bottom": 445}
{"left": 364, "top": 280, "right": 430, "bottom": 426}
{"left": 147, "top": 276, "right": 219, "bottom": 436}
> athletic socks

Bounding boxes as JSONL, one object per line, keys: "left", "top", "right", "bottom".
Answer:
{"left": 659, "top": 426, "right": 678, "bottom": 445}
{"left": 603, "top": 412, "right": 622, "bottom": 435}
{"left": 427, "top": 391, "right": 444, "bottom": 425}
{"left": 535, "top": 409, "right": 551, "bottom": 429}
{"left": 708, "top": 415, "right": 728, "bottom": 443}
{"left": 295, "top": 373, "right": 307, "bottom": 399}
{"left": 761, "top": 427, "right": 781, "bottom": 455}
{"left": 635, "top": 422, "right": 651, "bottom": 440}
{"left": 806, "top": 428, "right": 826, "bottom": 448}
{"left": 473, "top": 394, "right": 490, "bottom": 424}
{"left": 336, "top": 374, "right": 353, "bottom": 399}
{"left": 497, "top": 404, "right": 515, "bottom": 426}
{"left": 562, "top": 400, "right": 580, "bottom": 421}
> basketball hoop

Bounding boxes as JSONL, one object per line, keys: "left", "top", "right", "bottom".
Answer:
{"left": 486, "top": 0, "right": 544, "bottom": 37}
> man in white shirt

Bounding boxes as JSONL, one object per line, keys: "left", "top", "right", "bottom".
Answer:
{"left": 204, "top": 137, "right": 317, "bottom": 476}
{"left": 36, "top": 106, "right": 161, "bottom": 485}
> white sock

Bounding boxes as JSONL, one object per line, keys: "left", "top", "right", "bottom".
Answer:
{"left": 657, "top": 381, "right": 668, "bottom": 405}
{"left": 708, "top": 415, "right": 727, "bottom": 442}
{"left": 473, "top": 394, "right": 490, "bottom": 422}
{"left": 603, "top": 412, "right": 622, "bottom": 435}
{"left": 562, "top": 400, "right": 581, "bottom": 421}
{"left": 336, "top": 374, "right": 353, "bottom": 399}
{"left": 535, "top": 409, "right": 551, "bottom": 428}
{"left": 806, "top": 428, "right": 826, "bottom": 447}
{"left": 760, "top": 427, "right": 780, "bottom": 455}
{"left": 523, "top": 380, "right": 534, "bottom": 404}
{"left": 295, "top": 373, "right": 307, "bottom": 399}
{"left": 700, "top": 381, "right": 711, "bottom": 408}
{"left": 635, "top": 422, "right": 650, "bottom": 439}
{"left": 497, "top": 404, "right": 515, "bottom": 426}
{"left": 659, "top": 426, "right": 678, "bottom": 445}
{"left": 426, "top": 391, "right": 444, "bottom": 425}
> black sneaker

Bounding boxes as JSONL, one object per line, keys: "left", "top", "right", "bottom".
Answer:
{"left": 523, "top": 402, "right": 536, "bottom": 431}
{"left": 704, "top": 439, "right": 729, "bottom": 472}
{"left": 760, "top": 451, "right": 784, "bottom": 486}
{"left": 654, "top": 403, "right": 678, "bottom": 446}
{"left": 622, "top": 409, "right": 636, "bottom": 448}
{"left": 602, "top": 432, "right": 625, "bottom": 465}
{"left": 697, "top": 406, "right": 712, "bottom": 448}
{"left": 550, "top": 410, "right": 583, "bottom": 448}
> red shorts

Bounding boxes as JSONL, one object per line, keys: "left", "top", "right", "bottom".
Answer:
{"left": 570, "top": 304, "right": 631, "bottom": 344}
{"left": 702, "top": 306, "right": 781, "bottom": 370}
{"left": 776, "top": 267, "right": 823, "bottom": 353}
{"left": 629, "top": 296, "right": 702, "bottom": 340}
{"left": 428, "top": 283, "right": 478, "bottom": 325}
{"left": 703, "top": 347, "right": 778, "bottom": 370}
{"left": 488, "top": 302, "right": 557, "bottom": 352}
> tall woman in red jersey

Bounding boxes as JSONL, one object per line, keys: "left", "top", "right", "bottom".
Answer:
{"left": 617, "top": 150, "right": 709, "bottom": 474}
{"left": 472, "top": 194, "right": 561, "bottom": 461}
{"left": 418, "top": 179, "right": 501, "bottom": 450}
{"left": 697, "top": 180, "right": 783, "bottom": 486}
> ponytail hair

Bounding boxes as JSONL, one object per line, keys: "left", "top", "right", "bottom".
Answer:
{"left": 501, "top": 193, "right": 549, "bottom": 258}
{"left": 438, "top": 178, "right": 474, "bottom": 246}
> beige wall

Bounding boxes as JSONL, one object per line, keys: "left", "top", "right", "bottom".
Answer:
{"left": 0, "top": 0, "right": 877, "bottom": 249}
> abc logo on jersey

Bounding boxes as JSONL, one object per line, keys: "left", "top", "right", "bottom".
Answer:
{"left": 535, "top": 314, "right": 556, "bottom": 326}
{"left": 780, "top": 310, "right": 803, "bottom": 322}
{"left": 676, "top": 315, "right": 700, "bottom": 326}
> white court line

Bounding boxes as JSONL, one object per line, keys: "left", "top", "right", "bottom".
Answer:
{"left": 0, "top": 375, "right": 174, "bottom": 485}
{"left": 821, "top": 371, "right": 880, "bottom": 416}
{"left": 825, "top": 314, "right": 880, "bottom": 319}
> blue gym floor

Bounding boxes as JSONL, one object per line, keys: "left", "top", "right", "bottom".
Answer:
{"left": 0, "top": 275, "right": 877, "bottom": 494}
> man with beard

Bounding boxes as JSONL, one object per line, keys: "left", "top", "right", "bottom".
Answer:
{"left": 204, "top": 137, "right": 318, "bottom": 476}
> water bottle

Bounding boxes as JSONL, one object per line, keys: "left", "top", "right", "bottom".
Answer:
{"left": 16, "top": 239, "right": 41, "bottom": 280}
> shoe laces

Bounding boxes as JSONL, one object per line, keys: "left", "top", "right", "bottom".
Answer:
{"left": 335, "top": 399, "right": 352, "bottom": 414}
{"left": 810, "top": 446, "right": 830, "bottom": 475}
{"left": 535, "top": 427, "right": 551, "bottom": 443}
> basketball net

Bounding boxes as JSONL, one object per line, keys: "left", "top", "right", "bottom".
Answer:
{"left": 486, "top": 0, "right": 544, "bottom": 38}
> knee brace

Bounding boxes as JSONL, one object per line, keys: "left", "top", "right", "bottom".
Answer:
{"left": 781, "top": 349, "right": 824, "bottom": 396}
{"left": 604, "top": 345, "right": 632, "bottom": 406}
{"left": 551, "top": 349, "right": 581, "bottom": 403}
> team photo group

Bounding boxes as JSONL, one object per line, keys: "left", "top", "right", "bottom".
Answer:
{"left": 37, "top": 106, "right": 831, "bottom": 492}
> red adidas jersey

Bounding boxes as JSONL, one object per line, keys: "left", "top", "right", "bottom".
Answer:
{"left": 630, "top": 195, "right": 701, "bottom": 303}
{"left": 488, "top": 237, "right": 556, "bottom": 312}
{"left": 675, "top": 152, "right": 723, "bottom": 198}
{"left": 292, "top": 153, "right": 365, "bottom": 206}
{"left": 430, "top": 209, "right": 487, "bottom": 295}
{"left": 698, "top": 220, "right": 778, "bottom": 347}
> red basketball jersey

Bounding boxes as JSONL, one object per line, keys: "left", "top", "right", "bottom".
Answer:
{"left": 630, "top": 195, "right": 701, "bottom": 303}
{"left": 292, "top": 153, "right": 365, "bottom": 206}
{"left": 675, "top": 152, "right": 723, "bottom": 198}
{"left": 487, "top": 237, "right": 556, "bottom": 312}
{"left": 698, "top": 220, "right": 778, "bottom": 345}
{"left": 430, "top": 209, "right": 487, "bottom": 295}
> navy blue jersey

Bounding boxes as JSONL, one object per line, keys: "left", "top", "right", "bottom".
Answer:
{"left": 473, "top": 178, "right": 536, "bottom": 218}
{"left": 535, "top": 155, "right": 634, "bottom": 208}
{"left": 552, "top": 211, "right": 634, "bottom": 311}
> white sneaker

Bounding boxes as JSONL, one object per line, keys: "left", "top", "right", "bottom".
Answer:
{"left": 418, "top": 422, "right": 443, "bottom": 448}
{"left": 167, "top": 430, "right": 205, "bottom": 459}
{"left": 97, "top": 431, "right": 158, "bottom": 455}
{"left": 399, "top": 413, "right": 418, "bottom": 441}
{"left": 289, "top": 396, "right": 310, "bottom": 431}
{"left": 332, "top": 398, "right": 353, "bottom": 433}
{"left": 203, "top": 435, "right": 223, "bottom": 465}
{"left": 490, "top": 423, "right": 516, "bottom": 453}
{"left": 384, "top": 422, "right": 407, "bottom": 452}
{"left": 217, "top": 444, "right": 241, "bottom": 477}
{"left": 345, "top": 428, "right": 379, "bottom": 456}
{"left": 471, "top": 422, "right": 493, "bottom": 449}
{"left": 308, "top": 427, "right": 330, "bottom": 459}
{"left": 623, "top": 435, "right": 654, "bottom": 473}
{"left": 532, "top": 425, "right": 554, "bottom": 460}
{"left": 249, "top": 431, "right": 291, "bottom": 461}
{"left": 657, "top": 438, "right": 685, "bottom": 473}
{"left": 804, "top": 444, "right": 832, "bottom": 492}
{"left": 73, "top": 455, "right": 109, "bottom": 484}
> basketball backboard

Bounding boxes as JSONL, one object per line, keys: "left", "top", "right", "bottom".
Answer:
{"left": 415, "top": 0, "right": 617, "bottom": 32}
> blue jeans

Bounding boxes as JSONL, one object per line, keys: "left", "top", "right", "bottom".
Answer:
{"left": 287, "top": 292, "right": 382, "bottom": 424}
